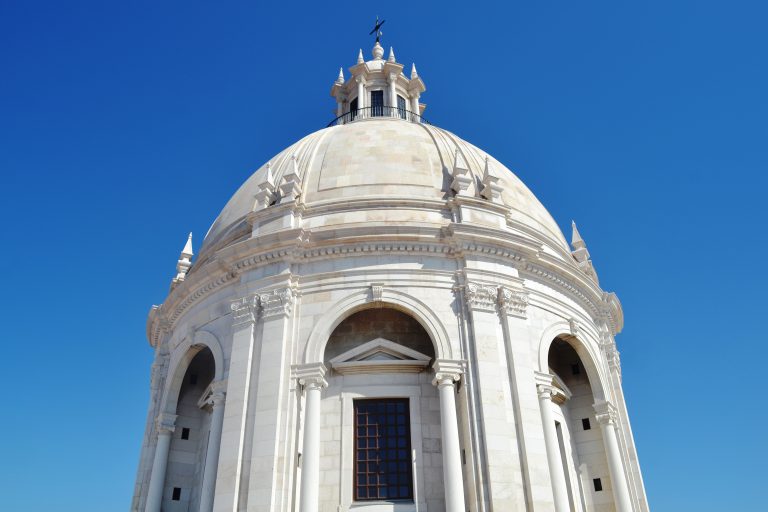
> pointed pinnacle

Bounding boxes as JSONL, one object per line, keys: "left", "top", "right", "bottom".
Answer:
{"left": 336, "top": 67, "right": 345, "bottom": 84}
{"left": 571, "top": 220, "right": 586, "bottom": 248}
{"left": 357, "top": 49, "right": 364, "bottom": 64}
{"left": 410, "top": 63, "right": 418, "bottom": 79}
{"left": 181, "top": 232, "right": 193, "bottom": 257}
{"left": 388, "top": 47, "right": 396, "bottom": 63}
{"left": 264, "top": 162, "right": 274, "bottom": 185}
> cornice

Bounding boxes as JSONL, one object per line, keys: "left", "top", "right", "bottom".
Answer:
{"left": 148, "top": 222, "right": 622, "bottom": 346}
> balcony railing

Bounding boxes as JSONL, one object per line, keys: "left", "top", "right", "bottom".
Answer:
{"left": 327, "top": 106, "right": 429, "bottom": 127}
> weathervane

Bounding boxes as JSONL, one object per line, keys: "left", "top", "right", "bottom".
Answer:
{"left": 369, "top": 16, "right": 385, "bottom": 43}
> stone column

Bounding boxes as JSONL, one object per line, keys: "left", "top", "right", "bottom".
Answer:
{"left": 595, "top": 401, "right": 634, "bottom": 512}
{"left": 199, "top": 382, "right": 227, "bottom": 512}
{"left": 356, "top": 77, "right": 365, "bottom": 113}
{"left": 336, "top": 95, "right": 344, "bottom": 118}
{"left": 432, "top": 360, "right": 467, "bottom": 512}
{"left": 293, "top": 363, "right": 328, "bottom": 512}
{"left": 388, "top": 75, "right": 397, "bottom": 117}
{"left": 535, "top": 376, "right": 570, "bottom": 512}
{"left": 410, "top": 93, "right": 420, "bottom": 121}
{"left": 145, "top": 412, "right": 177, "bottom": 512}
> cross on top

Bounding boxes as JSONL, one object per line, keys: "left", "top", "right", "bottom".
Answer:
{"left": 369, "top": 16, "right": 385, "bottom": 43}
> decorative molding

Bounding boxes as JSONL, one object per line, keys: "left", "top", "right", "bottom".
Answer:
{"left": 432, "top": 359, "right": 465, "bottom": 386}
{"left": 370, "top": 283, "right": 384, "bottom": 304}
{"left": 594, "top": 400, "right": 619, "bottom": 427}
{"left": 569, "top": 317, "right": 580, "bottom": 337}
{"left": 156, "top": 412, "right": 177, "bottom": 435}
{"left": 259, "top": 286, "right": 295, "bottom": 318}
{"left": 498, "top": 286, "right": 529, "bottom": 318}
{"left": 464, "top": 282, "right": 498, "bottom": 312}
{"left": 231, "top": 294, "right": 260, "bottom": 327}
{"left": 150, "top": 353, "right": 169, "bottom": 391}
{"left": 292, "top": 362, "right": 328, "bottom": 390}
{"left": 330, "top": 338, "right": 431, "bottom": 375}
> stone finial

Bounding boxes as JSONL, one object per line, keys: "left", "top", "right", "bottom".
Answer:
{"left": 171, "top": 233, "right": 193, "bottom": 289}
{"left": 387, "top": 47, "right": 396, "bottom": 63}
{"left": 373, "top": 41, "right": 384, "bottom": 60}
{"left": 570, "top": 221, "right": 599, "bottom": 284}
{"left": 253, "top": 162, "right": 277, "bottom": 211}
{"left": 571, "top": 220, "right": 586, "bottom": 249}
{"left": 279, "top": 154, "right": 303, "bottom": 203}
{"left": 450, "top": 148, "right": 472, "bottom": 196}
{"left": 357, "top": 49, "right": 364, "bottom": 64}
{"left": 336, "top": 67, "right": 345, "bottom": 85}
{"left": 480, "top": 155, "right": 503, "bottom": 202}
{"left": 410, "top": 63, "right": 418, "bottom": 79}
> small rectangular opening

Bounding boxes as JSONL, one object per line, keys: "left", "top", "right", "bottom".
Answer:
{"left": 571, "top": 363, "right": 580, "bottom": 375}
{"left": 172, "top": 487, "right": 182, "bottom": 501}
{"left": 181, "top": 427, "right": 190, "bottom": 440}
{"left": 593, "top": 478, "right": 602, "bottom": 492}
{"left": 582, "top": 418, "right": 591, "bottom": 430}
{"left": 190, "top": 374, "right": 198, "bottom": 385}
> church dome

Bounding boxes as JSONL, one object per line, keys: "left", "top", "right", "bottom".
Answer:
{"left": 201, "top": 119, "right": 569, "bottom": 259}
{"left": 136, "top": 39, "right": 646, "bottom": 512}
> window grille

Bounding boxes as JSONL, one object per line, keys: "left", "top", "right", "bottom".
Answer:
{"left": 354, "top": 398, "right": 413, "bottom": 501}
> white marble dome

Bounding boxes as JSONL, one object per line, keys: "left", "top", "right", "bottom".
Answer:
{"left": 134, "top": 42, "right": 648, "bottom": 512}
{"left": 201, "top": 119, "right": 569, "bottom": 259}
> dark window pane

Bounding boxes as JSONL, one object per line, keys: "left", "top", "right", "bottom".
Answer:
{"left": 354, "top": 398, "right": 413, "bottom": 501}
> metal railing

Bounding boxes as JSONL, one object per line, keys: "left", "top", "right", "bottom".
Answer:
{"left": 327, "top": 106, "right": 429, "bottom": 127}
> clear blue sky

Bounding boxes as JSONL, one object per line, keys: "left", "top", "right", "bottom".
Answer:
{"left": 1, "top": 1, "right": 766, "bottom": 511}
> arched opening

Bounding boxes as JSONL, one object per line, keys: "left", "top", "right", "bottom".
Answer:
{"left": 163, "top": 347, "right": 215, "bottom": 511}
{"left": 547, "top": 338, "right": 613, "bottom": 512}
{"left": 317, "top": 307, "right": 443, "bottom": 512}
{"left": 324, "top": 308, "right": 436, "bottom": 363}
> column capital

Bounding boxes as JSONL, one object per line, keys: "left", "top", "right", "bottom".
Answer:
{"left": 208, "top": 379, "right": 227, "bottom": 407}
{"left": 292, "top": 362, "right": 328, "bottom": 390}
{"left": 593, "top": 400, "right": 619, "bottom": 426}
{"left": 464, "top": 282, "right": 498, "bottom": 312}
{"left": 432, "top": 359, "right": 464, "bottom": 386}
{"left": 498, "top": 286, "right": 529, "bottom": 319}
{"left": 601, "top": 338, "right": 622, "bottom": 375}
{"left": 259, "top": 286, "right": 295, "bottom": 319}
{"left": 534, "top": 371, "right": 556, "bottom": 400}
{"left": 231, "top": 294, "right": 260, "bottom": 327}
{"left": 156, "top": 412, "right": 177, "bottom": 435}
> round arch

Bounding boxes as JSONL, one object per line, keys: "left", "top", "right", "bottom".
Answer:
{"left": 160, "top": 329, "right": 225, "bottom": 414}
{"left": 303, "top": 288, "right": 453, "bottom": 364}
{"left": 536, "top": 320, "right": 609, "bottom": 402}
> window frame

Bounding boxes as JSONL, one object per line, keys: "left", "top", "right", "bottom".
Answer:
{"left": 337, "top": 385, "right": 425, "bottom": 510}
{"left": 353, "top": 398, "right": 413, "bottom": 502}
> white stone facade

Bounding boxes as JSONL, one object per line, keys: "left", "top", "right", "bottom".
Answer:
{"left": 132, "top": 43, "right": 648, "bottom": 512}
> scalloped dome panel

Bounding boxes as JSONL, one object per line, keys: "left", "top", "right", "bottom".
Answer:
{"left": 201, "top": 119, "right": 567, "bottom": 255}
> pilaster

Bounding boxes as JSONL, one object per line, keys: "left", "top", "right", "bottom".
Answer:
{"left": 213, "top": 294, "right": 260, "bottom": 512}
{"left": 460, "top": 280, "right": 527, "bottom": 511}
{"left": 246, "top": 284, "right": 297, "bottom": 512}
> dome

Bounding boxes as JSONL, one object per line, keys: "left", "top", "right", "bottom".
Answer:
{"left": 137, "top": 40, "right": 645, "bottom": 512}
{"left": 201, "top": 118, "right": 569, "bottom": 258}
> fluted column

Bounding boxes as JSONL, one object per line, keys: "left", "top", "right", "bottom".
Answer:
{"left": 595, "top": 401, "right": 633, "bottom": 512}
{"left": 432, "top": 360, "right": 467, "bottom": 512}
{"left": 294, "top": 363, "right": 328, "bottom": 512}
{"left": 535, "top": 375, "right": 570, "bottom": 512}
{"left": 199, "top": 382, "right": 227, "bottom": 512}
{"left": 145, "top": 412, "right": 177, "bottom": 512}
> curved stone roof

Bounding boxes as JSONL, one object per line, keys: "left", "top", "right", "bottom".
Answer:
{"left": 201, "top": 118, "right": 568, "bottom": 256}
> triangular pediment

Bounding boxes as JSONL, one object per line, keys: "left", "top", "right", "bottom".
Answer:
{"left": 329, "top": 338, "right": 431, "bottom": 375}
